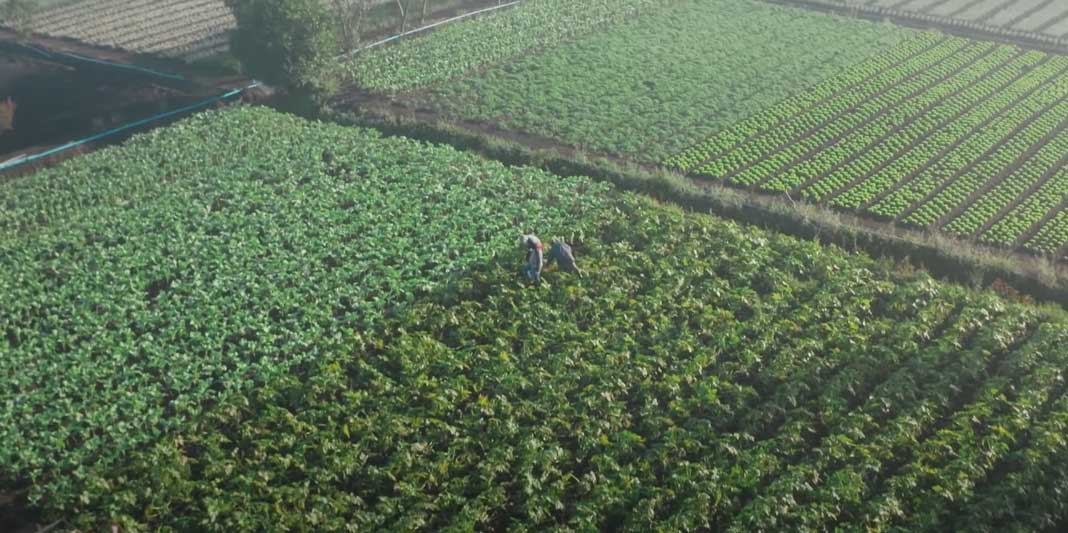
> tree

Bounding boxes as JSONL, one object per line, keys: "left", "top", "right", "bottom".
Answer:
{"left": 332, "top": 0, "right": 371, "bottom": 52}
{"left": 2, "top": 0, "right": 37, "bottom": 39}
{"left": 394, "top": 0, "right": 409, "bottom": 34}
{"left": 225, "top": 0, "right": 339, "bottom": 100}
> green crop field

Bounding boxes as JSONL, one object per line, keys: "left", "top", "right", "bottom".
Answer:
{"left": 669, "top": 34, "right": 1068, "bottom": 259}
{"left": 341, "top": 0, "right": 671, "bottom": 93}
{"left": 0, "top": 106, "right": 614, "bottom": 525}
{"left": 341, "top": 0, "right": 1068, "bottom": 263}
{"left": 4, "top": 107, "right": 1068, "bottom": 531}
{"left": 364, "top": 0, "right": 910, "bottom": 163}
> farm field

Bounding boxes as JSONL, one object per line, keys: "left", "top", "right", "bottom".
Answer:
{"left": 0, "top": 106, "right": 614, "bottom": 525}
{"left": 10, "top": 0, "right": 496, "bottom": 62}
{"left": 4, "top": 106, "right": 1068, "bottom": 531}
{"left": 341, "top": 0, "right": 674, "bottom": 93}
{"left": 347, "top": 0, "right": 1068, "bottom": 262}
{"left": 27, "top": 0, "right": 237, "bottom": 61}
{"left": 343, "top": 0, "right": 1068, "bottom": 262}
{"left": 387, "top": 0, "right": 910, "bottom": 163}
{"left": 669, "top": 35, "right": 1068, "bottom": 260}
{"left": 796, "top": 0, "right": 1068, "bottom": 47}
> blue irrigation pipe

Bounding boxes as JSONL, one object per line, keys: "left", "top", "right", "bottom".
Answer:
{"left": 1, "top": 1, "right": 523, "bottom": 174}
{"left": 16, "top": 42, "right": 186, "bottom": 81}
{"left": 0, "top": 82, "right": 260, "bottom": 174}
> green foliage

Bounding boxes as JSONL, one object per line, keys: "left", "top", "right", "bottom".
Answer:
{"left": 412, "top": 0, "right": 909, "bottom": 163}
{"left": 341, "top": 0, "right": 671, "bottom": 93}
{"left": 667, "top": 28, "right": 1068, "bottom": 260}
{"left": 57, "top": 187, "right": 1068, "bottom": 531}
{"left": 226, "top": 0, "right": 339, "bottom": 96}
{"left": 6, "top": 105, "right": 1068, "bottom": 531}
{"left": 0, "top": 106, "right": 612, "bottom": 513}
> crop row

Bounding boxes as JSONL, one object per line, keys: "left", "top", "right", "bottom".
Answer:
{"left": 41, "top": 168, "right": 1068, "bottom": 530}
{"left": 1024, "top": 208, "right": 1068, "bottom": 257}
{"left": 0, "top": 106, "right": 616, "bottom": 512}
{"left": 867, "top": 59, "right": 1068, "bottom": 222}
{"left": 668, "top": 37, "right": 1068, "bottom": 260}
{"left": 943, "top": 114, "right": 1068, "bottom": 239}
{"left": 404, "top": 0, "right": 911, "bottom": 162}
{"left": 764, "top": 41, "right": 1010, "bottom": 195}
{"left": 901, "top": 97, "right": 1068, "bottom": 228}
{"left": 662, "top": 32, "right": 943, "bottom": 172}
{"left": 721, "top": 39, "right": 992, "bottom": 188}
{"left": 829, "top": 51, "right": 1067, "bottom": 211}
{"left": 7, "top": 105, "right": 1068, "bottom": 530}
{"left": 801, "top": 47, "right": 1042, "bottom": 203}
{"left": 687, "top": 36, "right": 968, "bottom": 181}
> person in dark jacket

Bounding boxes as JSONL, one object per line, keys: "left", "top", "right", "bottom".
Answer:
{"left": 520, "top": 234, "right": 544, "bottom": 285}
{"left": 547, "top": 239, "right": 582, "bottom": 276}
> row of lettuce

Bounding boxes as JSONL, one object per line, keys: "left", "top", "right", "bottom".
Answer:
{"left": 3, "top": 107, "right": 1068, "bottom": 531}
{"left": 337, "top": 0, "right": 1068, "bottom": 262}
{"left": 666, "top": 32, "right": 1068, "bottom": 259}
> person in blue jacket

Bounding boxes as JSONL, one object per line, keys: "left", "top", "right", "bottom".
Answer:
{"left": 547, "top": 238, "right": 582, "bottom": 277}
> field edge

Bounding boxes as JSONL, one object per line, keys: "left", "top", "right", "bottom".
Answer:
{"left": 323, "top": 104, "right": 1068, "bottom": 308}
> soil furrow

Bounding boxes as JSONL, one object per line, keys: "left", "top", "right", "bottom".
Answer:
{"left": 1014, "top": 199, "right": 1068, "bottom": 248}
{"left": 946, "top": 0, "right": 988, "bottom": 18}
{"left": 974, "top": 0, "right": 1028, "bottom": 24}
{"left": 687, "top": 36, "right": 947, "bottom": 172}
{"left": 711, "top": 37, "right": 962, "bottom": 182}
{"left": 858, "top": 60, "right": 1068, "bottom": 213}
{"left": 1033, "top": 8, "right": 1068, "bottom": 34}
{"left": 930, "top": 114, "right": 1068, "bottom": 231}
{"left": 838, "top": 319, "right": 1045, "bottom": 527}
{"left": 789, "top": 48, "right": 1024, "bottom": 200}
{"left": 1003, "top": 0, "right": 1058, "bottom": 29}
{"left": 973, "top": 151, "right": 1068, "bottom": 239}
{"left": 745, "top": 43, "right": 995, "bottom": 191}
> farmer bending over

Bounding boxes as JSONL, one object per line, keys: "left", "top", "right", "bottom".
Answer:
{"left": 547, "top": 239, "right": 582, "bottom": 276}
{"left": 521, "top": 234, "right": 544, "bottom": 285}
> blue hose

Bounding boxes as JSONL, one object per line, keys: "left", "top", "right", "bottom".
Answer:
{"left": 0, "top": 82, "right": 260, "bottom": 174}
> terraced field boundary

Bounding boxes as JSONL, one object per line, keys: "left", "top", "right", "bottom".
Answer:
{"left": 324, "top": 103, "right": 1068, "bottom": 307}
{"left": 762, "top": 0, "right": 1068, "bottom": 54}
